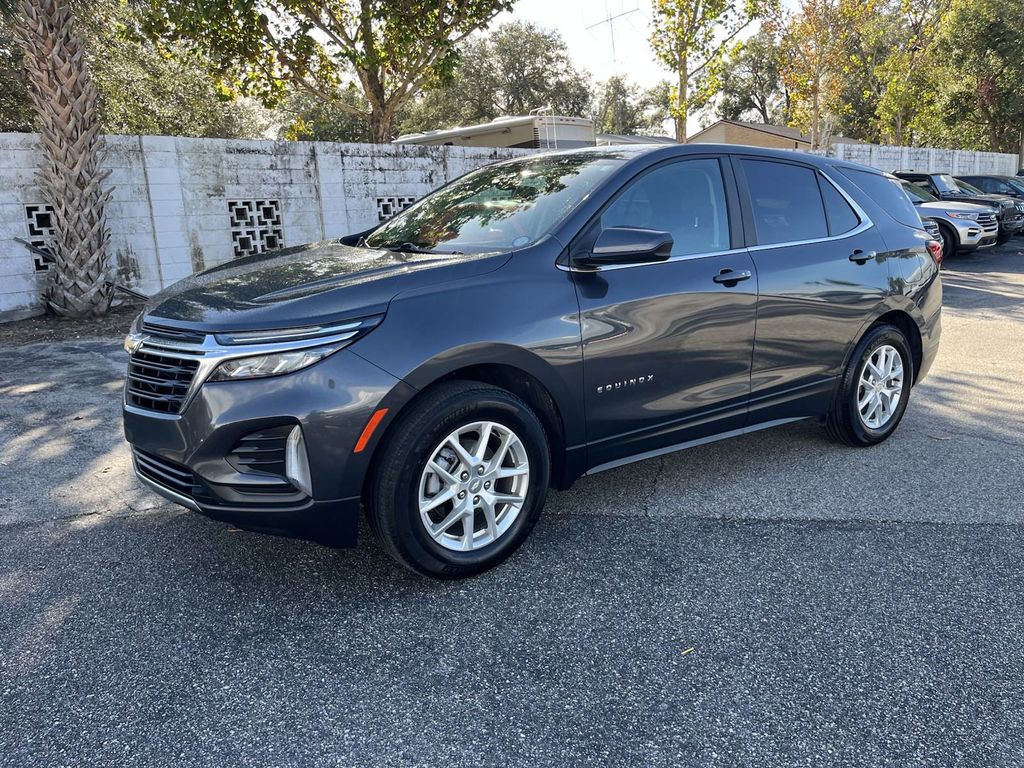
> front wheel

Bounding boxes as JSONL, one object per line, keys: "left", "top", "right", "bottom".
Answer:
{"left": 365, "top": 381, "right": 550, "bottom": 578}
{"left": 825, "top": 325, "right": 914, "bottom": 447}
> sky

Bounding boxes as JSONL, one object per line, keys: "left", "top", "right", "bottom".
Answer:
{"left": 499, "top": 0, "right": 668, "bottom": 90}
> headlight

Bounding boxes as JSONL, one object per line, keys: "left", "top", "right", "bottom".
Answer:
{"left": 209, "top": 343, "right": 345, "bottom": 381}
{"left": 946, "top": 211, "right": 979, "bottom": 220}
{"left": 208, "top": 316, "right": 382, "bottom": 381}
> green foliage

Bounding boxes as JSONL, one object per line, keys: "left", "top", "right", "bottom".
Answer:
{"left": 1, "top": 0, "right": 267, "bottom": 137}
{"left": 400, "top": 22, "right": 592, "bottom": 134}
{"left": 715, "top": 30, "right": 787, "bottom": 124}
{"left": 143, "top": 0, "right": 515, "bottom": 142}
{"left": 650, "top": 0, "right": 772, "bottom": 140}
{"left": 279, "top": 87, "right": 376, "bottom": 142}
{"left": 0, "top": 17, "right": 33, "bottom": 131}
{"left": 937, "top": 0, "right": 1024, "bottom": 152}
{"left": 593, "top": 75, "right": 673, "bottom": 136}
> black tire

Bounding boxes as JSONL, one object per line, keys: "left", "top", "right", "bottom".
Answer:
{"left": 825, "top": 325, "right": 915, "bottom": 447}
{"left": 937, "top": 222, "right": 957, "bottom": 262}
{"left": 997, "top": 227, "right": 1012, "bottom": 245}
{"left": 365, "top": 380, "right": 550, "bottom": 579}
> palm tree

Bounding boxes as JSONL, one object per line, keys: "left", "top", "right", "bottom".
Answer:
{"left": 5, "top": 0, "right": 112, "bottom": 317}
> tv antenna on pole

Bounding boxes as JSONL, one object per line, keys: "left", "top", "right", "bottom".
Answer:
{"left": 585, "top": 1, "right": 641, "bottom": 62}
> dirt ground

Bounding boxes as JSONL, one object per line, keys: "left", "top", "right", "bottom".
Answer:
{"left": 0, "top": 301, "right": 142, "bottom": 347}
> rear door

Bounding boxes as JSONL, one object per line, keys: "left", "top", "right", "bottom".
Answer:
{"left": 733, "top": 156, "right": 892, "bottom": 423}
{"left": 572, "top": 156, "right": 758, "bottom": 469}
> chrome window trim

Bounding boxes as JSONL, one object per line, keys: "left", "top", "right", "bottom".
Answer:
{"left": 558, "top": 163, "right": 876, "bottom": 272}
{"left": 557, "top": 247, "right": 749, "bottom": 273}
{"left": 745, "top": 166, "right": 874, "bottom": 252}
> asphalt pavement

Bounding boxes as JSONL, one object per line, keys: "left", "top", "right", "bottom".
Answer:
{"left": 1, "top": 244, "right": 1022, "bottom": 767}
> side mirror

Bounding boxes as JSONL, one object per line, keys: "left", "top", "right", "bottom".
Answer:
{"left": 572, "top": 227, "right": 673, "bottom": 268}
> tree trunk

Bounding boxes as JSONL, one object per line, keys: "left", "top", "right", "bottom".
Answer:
{"left": 811, "top": 80, "right": 821, "bottom": 149}
{"left": 15, "top": 0, "right": 112, "bottom": 318}
{"left": 675, "top": 57, "right": 688, "bottom": 143}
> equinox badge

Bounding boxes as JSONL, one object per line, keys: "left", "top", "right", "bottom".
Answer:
{"left": 597, "top": 375, "right": 654, "bottom": 394}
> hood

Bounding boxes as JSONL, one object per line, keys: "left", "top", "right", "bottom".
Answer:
{"left": 916, "top": 200, "right": 996, "bottom": 215}
{"left": 142, "top": 240, "right": 509, "bottom": 332}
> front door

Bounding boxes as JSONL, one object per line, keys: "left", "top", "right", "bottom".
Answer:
{"left": 571, "top": 157, "right": 758, "bottom": 470}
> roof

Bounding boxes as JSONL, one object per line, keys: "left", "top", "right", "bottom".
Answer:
{"left": 687, "top": 119, "right": 811, "bottom": 145}
{"left": 394, "top": 115, "right": 593, "bottom": 144}
{"left": 596, "top": 133, "right": 677, "bottom": 146}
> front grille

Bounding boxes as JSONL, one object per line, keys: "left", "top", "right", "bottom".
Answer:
{"left": 126, "top": 349, "right": 199, "bottom": 414}
{"left": 133, "top": 447, "right": 305, "bottom": 510}
{"left": 226, "top": 426, "right": 292, "bottom": 479}
{"left": 922, "top": 219, "right": 941, "bottom": 239}
{"left": 977, "top": 213, "right": 998, "bottom": 233}
{"left": 134, "top": 448, "right": 197, "bottom": 498}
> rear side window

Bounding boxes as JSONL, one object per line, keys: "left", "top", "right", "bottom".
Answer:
{"left": 841, "top": 168, "right": 922, "bottom": 228}
{"left": 741, "top": 159, "right": 828, "bottom": 245}
{"left": 819, "top": 176, "right": 860, "bottom": 235}
{"left": 600, "top": 158, "right": 730, "bottom": 256}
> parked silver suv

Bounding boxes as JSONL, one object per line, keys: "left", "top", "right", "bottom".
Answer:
{"left": 899, "top": 180, "right": 998, "bottom": 260}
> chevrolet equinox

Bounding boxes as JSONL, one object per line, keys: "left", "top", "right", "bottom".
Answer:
{"left": 123, "top": 145, "right": 942, "bottom": 578}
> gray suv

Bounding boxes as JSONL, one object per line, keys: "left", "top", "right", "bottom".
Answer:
{"left": 124, "top": 146, "right": 942, "bottom": 578}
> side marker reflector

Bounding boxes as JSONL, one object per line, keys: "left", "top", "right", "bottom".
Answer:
{"left": 354, "top": 408, "right": 389, "bottom": 453}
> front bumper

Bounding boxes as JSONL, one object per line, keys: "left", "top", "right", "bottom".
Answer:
{"left": 123, "top": 348, "right": 416, "bottom": 547}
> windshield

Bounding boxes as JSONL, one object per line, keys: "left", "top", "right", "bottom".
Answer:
{"left": 365, "top": 152, "right": 628, "bottom": 253}
{"left": 902, "top": 181, "right": 937, "bottom": 203}
{"left": 934, "top": 174, "right": 960, "bottom": 193}
{"left": 1007, "top": 178, "right": 1024, "bottom": 195}
{"left": 956, "top": 179, "right": 985, "bottom": 195}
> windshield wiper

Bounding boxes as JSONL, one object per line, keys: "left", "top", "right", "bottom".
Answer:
{"left": 373, "top": 241, "right": 463, "bottom": 255}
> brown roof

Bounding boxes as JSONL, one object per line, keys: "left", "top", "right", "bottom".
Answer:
{"left": 687, "top": 119, "right": 811, "bottom": 144}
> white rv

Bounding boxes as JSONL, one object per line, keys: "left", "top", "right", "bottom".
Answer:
{"left": 393, "top": 114, "right": 596, "bottom": 150}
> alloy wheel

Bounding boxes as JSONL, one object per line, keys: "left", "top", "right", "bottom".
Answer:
{"left": 417, "top": 421, "right": 531, "bottom": 552}
{"left": 856, "top": 344, "right": 905, "bottom": 430}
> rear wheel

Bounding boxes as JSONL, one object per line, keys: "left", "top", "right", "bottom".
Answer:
{"left": 938, "top": 222, "right": 957, "bottom": 261}
{"left": 825, "top": 325, "right": 914, "bottom": 447}
{"left": 365, "top": 381, "right": 550, "bottom": 578}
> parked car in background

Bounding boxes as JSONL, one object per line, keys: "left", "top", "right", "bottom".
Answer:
{"left": 898, "top": 179, "right": 998, "bottom": 260}
{"left": 123, "top": 146, "right": 942, "bottom": 578}
{"left": 893, "top": 171, "right": 1023, "bottom": 244}
{"left": 957, "top": 175, "right": 1024, "bottom": 233}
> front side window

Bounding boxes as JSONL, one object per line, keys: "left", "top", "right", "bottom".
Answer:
{"left": 742, "top": 159, "right": 828, "bottom": 245}
{"left": 365, "top": 152, "right": 627, "bottom": 253}
{"left": 599, "top": 158, "right": 730, "bottom": 256}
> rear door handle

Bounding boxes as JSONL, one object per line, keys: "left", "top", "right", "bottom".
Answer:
{"left": 713, "top": 269, "right": 752, "bottom": 285}
{"left": 849, "top": 249, "right": 875, "bottom": 264}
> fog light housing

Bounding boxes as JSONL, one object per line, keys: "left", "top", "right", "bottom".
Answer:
{"left": 285, "top": 426, "right": 313, "bottom": 497}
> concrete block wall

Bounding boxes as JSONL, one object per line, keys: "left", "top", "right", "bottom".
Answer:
{"left": 0, "top": 133, "right": 530, "bottom": 322}
{"left": 830, "top": 142, "right": 1019, "bottom": 175}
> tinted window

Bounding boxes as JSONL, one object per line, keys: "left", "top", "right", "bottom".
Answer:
{"left": 742, "top": 159, "right": 827, "bottom": 245}
{"left": 600, "top": 158, "right": 730, "bottom": 255}
{"left": 901, "top": 180, "right": 937, "bottom": 203}
{"left": 842, "top": 168, "right": 922, "bottom": 227}
{"left": 819, "top": 175, "right": 860, "bottom": 235}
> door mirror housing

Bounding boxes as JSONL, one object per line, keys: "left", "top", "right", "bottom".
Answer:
{"left": 572, "top": 227, "right": 674, "bottom": 268}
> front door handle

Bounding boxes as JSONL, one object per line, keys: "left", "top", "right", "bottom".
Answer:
{"left": 713, "top": 268, "right": 752, "bottom": 285}
{"left": 849, "top": 249, "right": 875, "bottom": 264}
